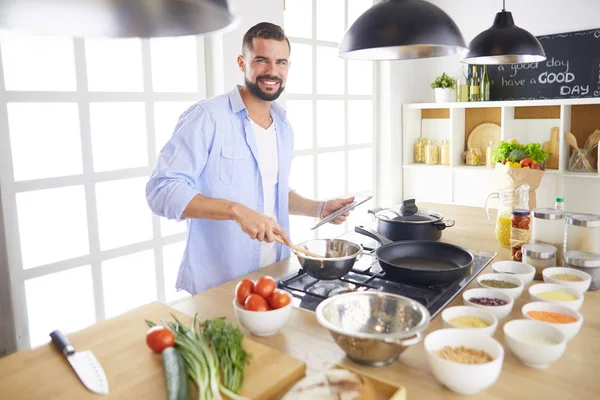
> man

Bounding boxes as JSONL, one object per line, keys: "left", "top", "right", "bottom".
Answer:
{"left": 146, "top": 22, "right": 354, "bottom": 295}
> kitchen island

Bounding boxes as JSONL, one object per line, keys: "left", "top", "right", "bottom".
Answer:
{"left": 1, "top": 203, "right": 598, "bottom": 399}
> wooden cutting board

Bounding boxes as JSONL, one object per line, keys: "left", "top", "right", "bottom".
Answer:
{"left": 0, "top": 302, "right": 306, "bottom": 400}
{"left": 542, "top": 127, "right": 560, "bottom": 169}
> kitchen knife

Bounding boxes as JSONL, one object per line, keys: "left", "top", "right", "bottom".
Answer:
{"left": 50, "top": 330, "right": 109, "bottom": 395}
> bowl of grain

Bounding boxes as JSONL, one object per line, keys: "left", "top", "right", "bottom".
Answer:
{"left": 542, "top": 267, "right": 591, "bottom": 294}
{"left": 476, "top": 273, "right": 524, "bottom": 300}
{"left": 528, "top": 283, "right": 584, "bottom": 311}
{"left": 441, "top": 306, "right": 498, "bottom": 337}
{"left": 503, "top": 319, "right": 567, "bottom": 369}
{"left": 462, "top": 288, "right": 514, "bottom": 321}
{"left": 521, "top": 301, "right": 584, "bottom": 341}
{"left": 424, "top": 328, "right": 504, "bottom": 395}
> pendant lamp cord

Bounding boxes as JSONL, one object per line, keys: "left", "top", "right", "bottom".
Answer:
{"left": 502, "top": 0, "right": 506, "bottom": 11}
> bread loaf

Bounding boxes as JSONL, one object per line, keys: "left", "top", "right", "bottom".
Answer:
{"left": 282, "top": 369, "right": 376, "bottom": 400}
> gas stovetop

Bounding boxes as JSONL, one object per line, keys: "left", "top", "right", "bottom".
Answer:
{"left": 275, "top": 232, "right": 496, "bottom": 318}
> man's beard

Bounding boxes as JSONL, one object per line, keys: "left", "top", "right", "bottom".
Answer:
{"left": 245, "top": 75, "right": 285, "bottom": 101}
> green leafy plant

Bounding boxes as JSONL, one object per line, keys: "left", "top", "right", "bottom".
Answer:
{"left": 430, "top": 73, "right": 456, "bottom": 89}
{"left": 492, "top": 140, "right": 549, "bottom": 165}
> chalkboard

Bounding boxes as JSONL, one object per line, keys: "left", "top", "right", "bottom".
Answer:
{"left": 485, "top": 28, "right": 600, "bottom": 100}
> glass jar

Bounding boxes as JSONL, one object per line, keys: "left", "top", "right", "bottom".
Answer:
{"left": 522, "top": 243, "right": 557, "bottom": 280}
{"left": 532, "top": 208, "right": 565, "bottom": 265}
{"left": 568, "top": 148, "right": 598, "bottom": 172}
{"left": 440, "top": 140, "right": 450, "bottom": 165}
{"left": 565, "top": 213, "right": 600, "bottom": 254}
{"left": 564, "top": 251, "right": 600, "bottom": 291}
{"left": 485, "top": 141, "right": 496, "bottom": 168}
{"left": 414, "top": 138, "right": 425, "bottom": 163}
{"left": 425, "top": 139, "right": 439, "bottom": 165}
{"left": 510, "top": 209, "right": 531, "bottom": 261}
{"left": 466, "top": 147, "right": 481, "bottom": 166}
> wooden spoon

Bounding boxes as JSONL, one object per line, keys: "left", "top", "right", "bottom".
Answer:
{"left": 584, "top": 129, "right": 600, "bottom": 149}
{"left": 565, "top": 131, "right": 594, "bottom": 171}
{"left": 274, "top": 236, "right": 324, "bottom": 258}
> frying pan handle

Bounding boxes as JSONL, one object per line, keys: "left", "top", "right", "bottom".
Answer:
{"left": 354, "top": 226, "right": 394, "bottom": 246}
{"left": 434, "top": 220, "right": 455, "bottom": 230}
{"left": 383, "top": 332, "right": 423, "bottom": 346}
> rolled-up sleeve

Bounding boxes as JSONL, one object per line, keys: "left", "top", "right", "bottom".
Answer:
{"left": 146, "top": 105, "right": 215, "bottom": 221}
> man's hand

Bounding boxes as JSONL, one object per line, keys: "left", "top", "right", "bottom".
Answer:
{"left": 232, "top": 204, "right": 293, "bottom": 245}
{"left": 321, "top": 196, "right": 355, "bottom": 225}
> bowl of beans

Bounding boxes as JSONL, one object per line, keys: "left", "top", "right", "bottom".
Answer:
{"left": 528, "top": 283, "right": 584, "bottom": 311}
{"left": 462, "top": 288, "right": 514, "bottom": 321}
{"left": 424, "top": 328, "right": 504, "bottom": 395}
{"left": 542, "top": 267, "right": 591, "bottom": 294}
{"left": 521, "top": 301, "right": 583, "bottom": 341}
{"left": 441, "top": 306, "right": 498, "bottom": 337}
{"left": 476, "top": 273, "right": 524, "bottom": 300}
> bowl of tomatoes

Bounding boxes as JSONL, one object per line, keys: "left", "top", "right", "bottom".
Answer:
{"left": 233, "top": 275, "right": 293, "bottom": 336}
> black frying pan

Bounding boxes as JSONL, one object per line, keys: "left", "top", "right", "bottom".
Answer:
{"left": 355, "top": 226, "right": 474, "bottom": 285}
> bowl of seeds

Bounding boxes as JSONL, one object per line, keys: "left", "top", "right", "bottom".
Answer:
{"left": 542, "top": 267, "right": 591, "bottom": 294}
{"left": 462, "top": 288, "right": 514, "bottom": 321}
{"left": 424, "top": 328, "right": 504, "bottom": 395}
{"left": 476, "top": 273, "right": 524, "bottom": 300}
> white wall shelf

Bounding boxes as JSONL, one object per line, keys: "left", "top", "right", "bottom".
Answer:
{"left": 406, "top": 97, "right": 600, "bottom": 109}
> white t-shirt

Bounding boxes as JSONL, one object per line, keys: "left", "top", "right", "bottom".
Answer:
{"left": 250, "top": 118, "right": 279, "bottom": 268}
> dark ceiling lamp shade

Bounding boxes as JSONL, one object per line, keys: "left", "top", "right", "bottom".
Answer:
{"left": 338, "top": 0, "right": 467, "bottom": 61}
{"left": 462, "top": 1, "right": 546, "bottom": 64}
{"left": 0, "top": 0, "right": 237, "bottom": 38}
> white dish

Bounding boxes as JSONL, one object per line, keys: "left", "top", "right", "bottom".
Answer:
{"left": 542, "top": 267, "right": 591, "bottom": 294}
{"left": 492, "top": 261, "right": 536, "bottom": 286}
{"left": 528, "top": 283, "right": 584, "bottom": 311}
{"left": 424, "top": 328, "right": 504, "bottom": 395}
{"left": 441, "top": 306, "right": 498, "bottom": 337}
{"left": 522, "top": 301, "right": 583, "bottom": 341}
{"left": 232, "top": 291, "right": 293, "bottom": 336}
{"left": 503, "top": 319, "right": 567, "bottom": 369}
{"left": 477, "top": 273, "right": 524, "bottom": 300}
{"left": 462, "top": 288, "right": 514, "bottom": 321}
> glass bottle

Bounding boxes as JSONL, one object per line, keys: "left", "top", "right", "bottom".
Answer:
{"left": 510, "top": 209, "right": 531, "bottom": 261}
{"left": 554, "top": 197, "right": 565, "bottom": 211}
{"left": 414, "top": 138, "right": 426, "bottom": 163}
{"left": 469, "top": 65, "right": 481, "bottom": 102}
{"left": 440, "top": 140, "right": 451, "bottom": 165}
{"left": 466, "top": 147, "right": 481, "bottom": 166}
{"left": 456, "top": 67, "right": 469, "bottom": 102}
{"left": 485, "top": 141, "right": 496, "bottom": 168}
{"left": 481, "top": 65, "right": 491, "bottom": 101}
{"left": 425, "top": 139, "right": 439, "bottom": 165}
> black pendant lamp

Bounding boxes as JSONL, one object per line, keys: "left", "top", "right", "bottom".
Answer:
{"left": 338, "top": 0, "right": 467, "bottom": 60}
{"left": 0, "top": 0, "right": 237, "bottom": 38}
{"left": 462, "top": 0, "right": 546, "bottom": 64}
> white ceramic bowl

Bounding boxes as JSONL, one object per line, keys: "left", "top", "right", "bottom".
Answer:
{"left": 441, "top": 306, "right": 498, "bottom": 337}
{"left": 528, "top": 283, "right": 584, "bottom": 311}
{"left": 462, "top": 288, "right": 514, "bottom": 321}
{"left": 424, "top": 328, "right": 504, "bottom": 395}
{"left": 503, "top": 319, "right": 567, "bottom": 369}
{"left": 542, "top": 267, "right": 592, "bottom": 294}
{"left": 477, "top": 273, "right": 524, "bottom": 300}
{"left": 522, "top": 301, "right": 583, "bottom": 341}
{"left": 232, "top": 291, "right": 293, "bottom": 336}
{"left": 492, "top": 261, "right": 536, "bottom": 286}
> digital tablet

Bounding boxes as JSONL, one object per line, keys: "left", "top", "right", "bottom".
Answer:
{"left": 310, "top": 195, "right": 373, "bottom": 230}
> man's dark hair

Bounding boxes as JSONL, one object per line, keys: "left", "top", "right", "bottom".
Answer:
{"left": 242, "top": 22, "right": 290, "bottom": 54}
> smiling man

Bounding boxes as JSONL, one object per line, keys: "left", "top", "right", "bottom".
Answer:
{"left": 146, "top": 22, "right": 354, "bottom": 295}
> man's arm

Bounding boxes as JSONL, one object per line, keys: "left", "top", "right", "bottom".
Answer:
{"left": 288, "top": 191, "right": 355, "bottom": 224}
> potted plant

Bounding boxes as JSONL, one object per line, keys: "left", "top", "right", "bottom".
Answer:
{"left": 430, "top": 73, "right": 456, "bottom": 103}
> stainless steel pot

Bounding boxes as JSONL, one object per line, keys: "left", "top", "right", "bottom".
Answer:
{"left": 293, "top": 239, "right": 363, "bottom": 280}
{"left": 315, "top": 292, "right": 430, "bottom": 367}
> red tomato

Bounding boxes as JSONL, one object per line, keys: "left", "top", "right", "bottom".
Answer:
{"left": 235, "top": 279, "right": 254, "bottom": 305}
{"left": 268, "top": 289, "right": 291, "bottom": 310}
{"left": 146, "top": 326, "right": 175, "bottom": 353}
{"left": 244, "top": 293, "right": 270, "bottom": 311}
{"left": 254, "top": 276, "right": 276, "bottom": 299}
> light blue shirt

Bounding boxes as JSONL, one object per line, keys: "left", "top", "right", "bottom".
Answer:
{"left": 146, "top": 86, "right": 294, "bottom": 294}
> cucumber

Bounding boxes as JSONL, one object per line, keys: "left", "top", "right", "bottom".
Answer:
{"left": 161, "top": 347, "right": 190, "bottom": 400}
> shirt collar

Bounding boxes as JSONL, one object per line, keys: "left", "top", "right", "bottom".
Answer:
{"left": 228, "top": 85, "right": 287, "bottom": 119}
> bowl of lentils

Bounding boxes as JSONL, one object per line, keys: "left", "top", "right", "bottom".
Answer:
{"left": 476, "top": 273, "right": 524, "bottom": 300}
{"left": 462, "top": 288, "right": 514, "bottom": 320}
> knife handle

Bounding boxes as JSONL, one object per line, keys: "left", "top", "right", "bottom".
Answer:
{"left": 50, "top": 330, "right": 75, "bottom": 356}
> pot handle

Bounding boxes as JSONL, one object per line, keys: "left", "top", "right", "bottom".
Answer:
{"left": 383, "top": 332, "right": 422, "bottom": 346}
{"left": 368, "top": 207, "right": 383, "bottom": 215}
{"left": 355, "top": 245, "right": 364, "bottom": 260}
{"left": 354, "top": 226, "right": 394, "bottom": 246}
{"left": 433, "top": 220, "right": 455, "bottom": 230}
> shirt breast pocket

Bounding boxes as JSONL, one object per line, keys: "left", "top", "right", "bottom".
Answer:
{"left": 219, "top": 147, "right": 252, "bottom": 185}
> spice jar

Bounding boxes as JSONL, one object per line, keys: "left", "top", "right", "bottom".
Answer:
{"left": 510, "top": 209, "right": 531, "bottom": 261}
{"left": 466, "top": 147, "right": 482, "bottom": 166}
{"left": 522, "top": 243, "right": 557, "bottom": 280}
{"left": 532, "top": 208, "right": 565, "bottom": 265}
{"left": 440, "top": 140, "right": 450, "bottom": 165}
{"left": 414, "top": 138, "right": 425, "bottom": 163}
{"left": 565, "top": 213, "right": 600, "bottom": 254}
{"left": 425, "top": 139, "right": 439, "bottom": 165}
{"left": 564, "top": 250, "right": 600, "bottom": 291}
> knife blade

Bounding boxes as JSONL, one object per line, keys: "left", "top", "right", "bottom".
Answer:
{"left": 50, "top": 330, "right": 109, "bottom": 395}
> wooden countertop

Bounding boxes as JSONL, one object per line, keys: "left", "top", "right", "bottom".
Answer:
{"left": 173, "top": 202, "right": 600, "bottom": 399}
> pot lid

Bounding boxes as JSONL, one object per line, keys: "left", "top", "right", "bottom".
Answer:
{"left": 372, "top": 199, "right": 443, "bottom": 223}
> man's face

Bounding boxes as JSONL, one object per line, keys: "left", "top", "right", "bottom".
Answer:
{"left": 238, "top": 38, "right": 290, "bottom": 101}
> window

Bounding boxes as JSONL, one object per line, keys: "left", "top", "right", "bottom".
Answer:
{"left": 0, "top": 31, "right": 206, "bottom": 349}
{"left": 284, "top": 0, "right": 376, "bottom": 243}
